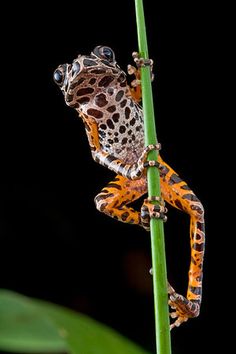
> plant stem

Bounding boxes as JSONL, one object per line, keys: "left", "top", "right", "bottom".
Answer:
{"left": 134, "top": 1, "right": 172, "bottom": 353}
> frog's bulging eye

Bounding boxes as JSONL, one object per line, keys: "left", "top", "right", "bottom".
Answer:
{"left": 93, "top": 46, "right": 115, "bottom": 62}
{"left": 72, "top": 62, "right": 81, "bottom": 76}
{"left": 53, "top": 69, "right": 64, "bottom": 86}
{"left": 102, "top": 47, "right": 114, "bottom": 61}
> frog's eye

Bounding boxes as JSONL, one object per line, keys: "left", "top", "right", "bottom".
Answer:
{"left": 102, "top": 47, "right": 114, "bottom": 61}
{"left": 93, "top": 46, "right": 115, "bottom": 62}
{"left": 53, "top": 69, "right": 64, "bottom": 86}
{"left": 72, "top": 62, "right": 81, "bottom": 76}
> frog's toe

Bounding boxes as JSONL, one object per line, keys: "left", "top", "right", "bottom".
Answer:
{"left": 169, "top": 312, "right": 189, "bottom": 330}
{"left": 168, "top": 283, "right": 200, "bottom": 330}
{"left": 132, "top": 52, "right": 154, "bottom": 68}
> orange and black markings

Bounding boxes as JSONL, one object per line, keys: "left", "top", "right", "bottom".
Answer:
{"left": 54, "top": 45, "right": 205, "bottom": 329}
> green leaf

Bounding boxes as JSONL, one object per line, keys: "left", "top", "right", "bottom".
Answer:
{"left": 0, "top": 289, "right": 67, "bottom": 353}
{"left": 0, "top": 290, "right": 151, "bottom": 354}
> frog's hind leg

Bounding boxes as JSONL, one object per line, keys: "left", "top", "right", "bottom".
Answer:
{"left": 158, "top": 156, "right": 205, "bottom": 328}
{"left": 94, "top": 175, "right": 147, "bottom": 226}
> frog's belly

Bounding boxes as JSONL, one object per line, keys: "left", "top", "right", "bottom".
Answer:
{"left": 97, "top": 99, "right": 145, "bottom": 163}
{"left": 101, "top": 138, "right": 144, "bottom": 164}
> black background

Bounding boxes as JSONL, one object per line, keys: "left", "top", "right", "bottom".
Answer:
{"left": 0, "top": 1, "right": 223, "bottom": 353}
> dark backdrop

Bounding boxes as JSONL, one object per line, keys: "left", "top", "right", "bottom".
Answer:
{"left": 1, "top": 1, "right": 220, "bottom": 353}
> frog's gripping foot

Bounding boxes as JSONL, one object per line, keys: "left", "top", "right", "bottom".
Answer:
{"left": 168, "top": 283, "right": 200, "bottom": 330}
{"left": 141, "top": 196, "right": 168, "bottom": 231}
{"left": 132, "top": 51, "right": 154, "bottom": 68}
{"left": 129, "top": 52, "right": 154, "bottom": 86}
{"left": 142, "top": 143, "right": 162, "bottom": 170}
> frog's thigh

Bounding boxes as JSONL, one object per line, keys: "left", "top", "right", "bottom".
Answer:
{"left": 94, "top": 175, "right": 147, "bottom": 225}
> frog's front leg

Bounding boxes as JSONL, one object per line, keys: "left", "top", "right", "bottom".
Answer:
{"left": 94, "top": 175, "right": 147, "bottom": 226}
{"left": 92, "top": 144, "right": 161, "bottom": 180}
{"left": 158, "top": 156, "right": 205, "bottom": 329}
{"left": 127, "top": 51, "right": 154, "bottom": 103}
{"left": 127, "top": 62, "right": 142, "bottom": 103}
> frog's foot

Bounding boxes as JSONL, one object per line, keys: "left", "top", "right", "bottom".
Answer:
{"left": 130, "top": 143, "right": 161, "bottom": 180}
{"left": 127, "top": 52, "right": 154, "bottom": 102}
{"left": 129, "top": 144, "right": 163, "bottom": 180}
{"left": 132, "top": 52, "right": 154, "bottom": 69}
{"left": 141, "top": 196, "right": 168, "bottom": 231}
{"left": 168, "top": 283, "right": 200, "bottom": 330}
{"left": 132, "top": 51, "right": 154, "bottom": 81}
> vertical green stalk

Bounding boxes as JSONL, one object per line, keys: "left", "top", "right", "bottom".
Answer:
{"left": 134, "top": 1, "right": 172, "bottom": 354}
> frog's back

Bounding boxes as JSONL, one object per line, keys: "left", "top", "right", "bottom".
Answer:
{"left": 96, "top": 94, "right": 144, "bottom": 164}
{"left": 75, "top": 76, "right": 145, "bottom": 164}
{"left": 53, "top": 45, "right": 145, "bottom": 164}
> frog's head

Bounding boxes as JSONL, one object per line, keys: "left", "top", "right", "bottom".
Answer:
{"left": 53, "top": 45, "right": 127, "bottom": 108}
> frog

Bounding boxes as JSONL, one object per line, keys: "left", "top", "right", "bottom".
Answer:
{"left": 53, "top": 45, "right": 205, "bottom": 329}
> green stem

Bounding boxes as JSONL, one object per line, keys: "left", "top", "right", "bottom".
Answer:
{"left": 134, "top": 1, "right": 172, "bottom": 354}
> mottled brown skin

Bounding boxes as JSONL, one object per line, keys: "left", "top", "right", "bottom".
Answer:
{"left": 54, "top": 46, "right": 205, "bottom": 329}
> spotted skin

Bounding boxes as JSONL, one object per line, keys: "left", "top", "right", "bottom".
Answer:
{"left": 54, "top": 45, "right": 205, "bottom": 328}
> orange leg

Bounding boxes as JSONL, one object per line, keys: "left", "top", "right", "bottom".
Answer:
{"left": 158, "top": 156, "right": 205, "bottom": 328}
{"left": 94, "top": 175, "right": 147, "bottom": 225}
{"left": 94, "top": 154, "right": 205, "bottom": 329}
